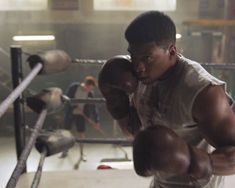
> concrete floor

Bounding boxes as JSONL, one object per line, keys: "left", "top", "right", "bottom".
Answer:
{"left": 1, "top": 136, "right": 140, "bottom": 188}
{"left": 1, "top": 136, "right": 235, "bottom": 188}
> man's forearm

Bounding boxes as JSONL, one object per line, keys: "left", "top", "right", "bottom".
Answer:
{"left": 210, "top": 146, "right": 235, "bottom": 175}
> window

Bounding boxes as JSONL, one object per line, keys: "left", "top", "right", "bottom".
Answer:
{"left": 0, "top": 0, "right": 47, "bottom": 10}
{"left": 94, "top": 0, "right": 176, "bottom": 11}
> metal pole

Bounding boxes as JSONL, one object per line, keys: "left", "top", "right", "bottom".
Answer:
{"left": 6, "top": 109, "right": 48, "bottom": 188}
{"left": 70, "top": 98, "right": 106, "bottom": 104}
{"left": 10, "top": 46, "right": 26, "bottom": 169}
{"left": 76, "top": 138, "right": 132, "bottom": 145}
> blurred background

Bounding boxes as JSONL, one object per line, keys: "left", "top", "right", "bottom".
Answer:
{"left": 0, "top": 0, "right": 235, "bottom": 187}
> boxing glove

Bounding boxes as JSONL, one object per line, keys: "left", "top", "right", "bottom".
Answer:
{"left": 133, "top": 125, "right": 213, "bottom": 179}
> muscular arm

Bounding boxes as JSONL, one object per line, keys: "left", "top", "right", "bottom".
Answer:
{"left": 192, "top": 84, "right": 235, "bottom": 175}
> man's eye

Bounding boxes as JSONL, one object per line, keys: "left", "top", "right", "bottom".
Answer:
{"left": 141, "top": 56, "right": 152, "bottom": 63}
{"left": 131, "top": 55, "right": 152, "bottom": 65}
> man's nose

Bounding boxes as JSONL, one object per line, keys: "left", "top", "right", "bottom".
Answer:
{"left": 135, "top": 62, "right": 146, "bottom": 74}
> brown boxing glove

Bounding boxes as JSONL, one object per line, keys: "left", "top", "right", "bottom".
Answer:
{"left": 187, "top": 145, "right": 213, "bottom": 179}
{"left": 133, "top": 125, "right": 213, "bottom": 179}
{"left": 133, "top": 125, "right": 191, "bottom": 177}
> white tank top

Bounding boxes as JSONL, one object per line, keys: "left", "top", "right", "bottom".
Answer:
{"left": 133, "top": 55, "right": 234, "bottom": 188}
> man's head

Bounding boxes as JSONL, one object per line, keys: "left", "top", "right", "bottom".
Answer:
{"left": 125, "top": 11, "right": 177, "bottom": 85}
{"left": 98, "top": 55, "right": 138, "bottom": 95}
{"left": 125, "top": 11, "right": 176, "bottom": 46}
{"left": 84, "top": 76, "right": 96, "bottom": 92}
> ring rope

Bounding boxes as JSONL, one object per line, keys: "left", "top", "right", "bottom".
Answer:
{"left": 75, "top": 138, "right": 132, "bottom": 145}
{"left": 0, "top": 63, "right": 42, "bottom": 118}
{"left": 31, "top": 148, "right": 47, "bottom": 188}
{"left": 6, "top": 109, "right": 47, "bottom": 188}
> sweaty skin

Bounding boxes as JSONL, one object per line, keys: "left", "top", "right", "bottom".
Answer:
{"left": 128, "top": 41, "right": 235, "bottom": 177}
{"left": 193, "top": 84, "right": 235, "bottom": 175}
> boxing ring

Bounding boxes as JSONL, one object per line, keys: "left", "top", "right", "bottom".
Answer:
{"left": 1, "top": 46, "right": 235, "bottom": 188}
{"left": 1, "top": 46, "right": 149, "bottom": 188}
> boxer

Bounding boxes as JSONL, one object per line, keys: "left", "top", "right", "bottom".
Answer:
{"left": 98, "top": 55, "right": 140, "bottom": 137}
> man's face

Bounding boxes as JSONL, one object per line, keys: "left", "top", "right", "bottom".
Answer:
{"left": 117, "top": 72, "right": 138, "bottom": 94}
{"left": 86, "top": 84, "right": 95, "bottom": 92}
{"left": 107, "top": 71, "right": 138, "bottom": 94}
{"left": 128, "top": 42, "right": 172, "bottom": 85}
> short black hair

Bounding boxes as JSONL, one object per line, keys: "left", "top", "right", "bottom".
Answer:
{"left": 98, "top": 55, "right": 135, "bottom": 87}
{"left": 125, "top": 11, "right": 176, "bottom": 46}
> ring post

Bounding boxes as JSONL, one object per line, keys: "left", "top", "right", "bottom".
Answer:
{"left": 10, "top": 45, "right": 26, "bottom": 168}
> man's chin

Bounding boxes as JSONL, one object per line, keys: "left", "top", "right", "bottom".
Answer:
{"left": 140, "top": 78, "right": 158, "bottom": 85}
{"left": 140, "top": 79, "right": 152, "bottom": 85}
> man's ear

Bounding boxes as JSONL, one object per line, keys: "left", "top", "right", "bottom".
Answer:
{"left": 168, "top": 44, "right": 176, "bottom": 56}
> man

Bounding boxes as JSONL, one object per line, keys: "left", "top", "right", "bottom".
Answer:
{"left": 60, "top": 76, "right": 101, "bottom": 160}
{"left": 100, "top": 11, "right": 235, "bottom": 188}
{"left": 98, "top": 55, "right": 140, "bottom": 137}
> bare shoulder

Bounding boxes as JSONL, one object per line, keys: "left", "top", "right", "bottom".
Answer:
{"left": 193, "top": 85, "right": 230, "bottom": 121}
{"left": 192, "top": 85, "right": 235, "bottom": 147}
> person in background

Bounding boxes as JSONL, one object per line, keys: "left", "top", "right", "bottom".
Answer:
{"left": 60, "top": 76, "right": 101, "bottom": 161}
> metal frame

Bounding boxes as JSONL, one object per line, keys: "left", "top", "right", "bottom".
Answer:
{"left": 10, "top": 46, "right": 26, "bottom": 169}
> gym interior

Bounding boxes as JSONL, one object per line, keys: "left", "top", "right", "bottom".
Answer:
{"left": 0, "top": 0, "right": 235, "bottom": 187}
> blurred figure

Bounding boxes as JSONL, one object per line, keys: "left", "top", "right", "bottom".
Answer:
{"left": 60, "top": 76, "right": 101, "bottom": 161}
{"left": 98, "top": 55, "right": 140, "bottom": 138}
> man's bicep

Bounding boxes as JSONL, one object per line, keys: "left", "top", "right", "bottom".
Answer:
{"left": 192, "top": 85, "right": 235, "bottom": 148}
{"left": 204, "top": 113, "right": 235, "bottom": 148}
